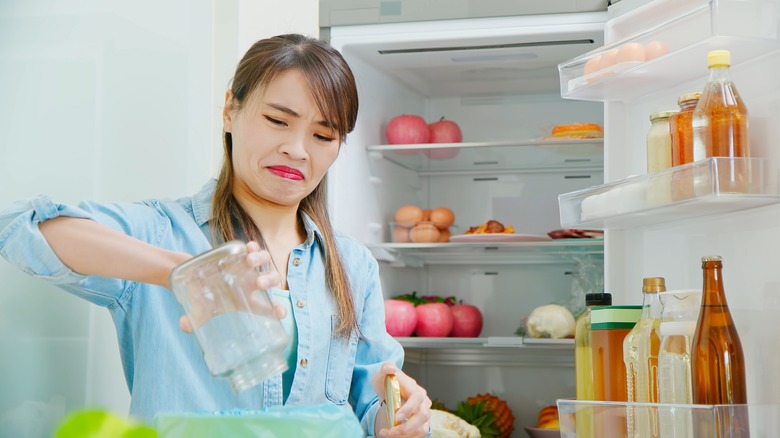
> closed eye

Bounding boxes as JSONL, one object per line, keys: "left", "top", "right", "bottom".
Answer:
{"left": 265, "top": 115, "right": 287, "bottom": 126}
{"left": 315, "top": 133, "right": 336, "bottom": 142}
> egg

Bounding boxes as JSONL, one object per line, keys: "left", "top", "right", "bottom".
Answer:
{"left": 430, "top": 207, "right": 455, "bottom": 230}
{"left": 583, "top": 55, "right": 602, "bottom": 76}
{"left": 616, "top": 42, "right": 646, "bottom": 63}
{"left": 394, "top": 205, "right": 423, "bottom": 227}
{"left": 438, "top": 228, "right": 452, "bottom": 242}
{"left": 392, "top": 226, "right": 411, "bottom": 243}
{"left": 645, "top": 40, "right": 669, "bottom": 60}
{"left": 409, "top": 223, "right": 441, "bottom": 243}
{"left": 598, "top": 49, "right": 619, "bottom": 70}
{"left": 422, "top": 208, "right": 432, "bottom": 222}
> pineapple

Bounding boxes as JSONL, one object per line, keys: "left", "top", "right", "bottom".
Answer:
{"left": 454, "top": 400, "right": 500, "bottom": 438}
{"left": 467, "top": 394, "right": 515, "bottom": 438}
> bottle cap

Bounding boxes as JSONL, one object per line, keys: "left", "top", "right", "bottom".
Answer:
{"left": 642, "top": 277, "right": 666, "bottom": 293}
{"left": 677, "top": 92, "right": 702, "bottom": 105}
{"left": 586, "top": 292, "right": 612, "bottom": 306}
{"left": 649, "top": 110, "right": 677, "bottom": 122}
{"left": 701, "top": 255, "right": 722, "bottom": 262}
{"left": 707, "top": 50, "right": 731, "bottom": 68}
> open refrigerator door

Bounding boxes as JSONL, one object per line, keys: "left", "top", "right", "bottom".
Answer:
{"left": 557, "top": 0, "right": 780, "bottom": 434}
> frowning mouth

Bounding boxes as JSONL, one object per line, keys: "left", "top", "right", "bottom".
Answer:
{"left": 267, "top": 165, "right": 304, "bottom": 181}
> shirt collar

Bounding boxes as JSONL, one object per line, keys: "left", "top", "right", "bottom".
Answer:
{"left": 191, "top": 179, "right": 325, "bottom": 249}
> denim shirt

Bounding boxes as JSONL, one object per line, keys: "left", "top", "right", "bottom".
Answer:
{"left": 0, "top": 180, "right": 403, "bottom": 435}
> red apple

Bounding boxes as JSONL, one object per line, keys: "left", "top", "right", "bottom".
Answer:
{"left": 450, "top": 304, "right": 483, "bottom": 337}
{"left": 386, "top": 114, "right": 430, "bottom": 145}
{"left": 428, "top": 118, "right": 462, "bottom": 143}
{"left": 384, "top": 299, "right": 417, "bottom": 337}
{"left": 414, "top": 303, "right": 454, "bottom": 337}
{"left": 427, "top": 117, "right": 462, "bottom": 159}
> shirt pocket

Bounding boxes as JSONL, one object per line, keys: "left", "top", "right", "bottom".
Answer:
{"left": 325, "top": 315, "right": 358, "bottom": 405}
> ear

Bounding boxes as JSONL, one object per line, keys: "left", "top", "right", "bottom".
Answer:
{"left": 222, "top": 91, "right": 235, "bottom": 133}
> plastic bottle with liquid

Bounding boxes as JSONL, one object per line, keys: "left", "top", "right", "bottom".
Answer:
{"left": 623, "top": 277, "right": 664, "bottom": 438}
{"left": 575, "top": 292, "right": 612, "bottom": 438}
{"left": 657, "top": 289, "right": 702, "bottom": 438}
{"left": 692, "top": 50, "right": 750, "bottom": 194}
{"left": 691, "top": 256, "right": 749, "bottom": 437}
{"left": 591, "top": 305, "right": 642, "bottom": 438}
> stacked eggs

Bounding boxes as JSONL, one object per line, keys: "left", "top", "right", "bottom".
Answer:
{"left": 392, "top": 205, "right": 455, "bottom": 243}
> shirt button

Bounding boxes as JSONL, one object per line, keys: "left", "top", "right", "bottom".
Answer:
{"left": 292, "top": 258, "right": 301, "bottom": 266}
{"left": 299, "top": 358, "right": 308, "bottom": 367}
{"left": 296, "top": 300, "right": 305, "bottom": 308}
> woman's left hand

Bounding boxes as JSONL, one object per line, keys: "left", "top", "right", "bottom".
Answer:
{"left": 372, "top": 361, "right": 431, "bottom": 437}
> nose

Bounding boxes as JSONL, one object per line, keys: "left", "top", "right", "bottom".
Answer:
{"left": 278, "top": 130, "right": 308, "bottom": 160}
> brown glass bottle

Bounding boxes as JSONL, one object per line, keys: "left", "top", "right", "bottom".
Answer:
{"left": 691, "top": 256, "right": 749, "bottom": 437}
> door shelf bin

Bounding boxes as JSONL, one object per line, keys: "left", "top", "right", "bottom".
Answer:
{"left": 556, "top": 399, "right": 780, "bottom": 437}
{"left": 558, "top": 157, "right": 780, "bottom": 229}
{"left": 558, "top": 0, "right": 780, "bottom": 101}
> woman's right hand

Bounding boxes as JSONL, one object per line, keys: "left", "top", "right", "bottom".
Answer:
{"left": 178, "top": 241, "right": 284, "bottom": 333}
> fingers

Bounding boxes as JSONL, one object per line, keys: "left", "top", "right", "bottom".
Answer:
{"left": 272, "top": 302, "right": 287, "bottom": 319}
{"left": 375, "top": 363, "right": 432, "bottom": 437}
{"left": 179, "top": 316, "right": 193, "bottom": 333}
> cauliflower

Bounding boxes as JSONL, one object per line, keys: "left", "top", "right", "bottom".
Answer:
{"left": 525, "top": 304, "right": 576, "bottom": 339}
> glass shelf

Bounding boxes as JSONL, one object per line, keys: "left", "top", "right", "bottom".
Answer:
{"left": 395, "top": 336, "right": 574, "bottom": 349}
{"left": 366, "top": 139, "right": 603, "bottom": 175}
{"left": 558, "top": 157, "right": 780, "bottom": 229}
{"left": 558, "top": 0, "right": 780, "bottom": 102}
{"left": 557, "top": 399, "right": 780, "bottom": 437}
{"left": 368, "top": 240, "right": 604, "bottom": 267}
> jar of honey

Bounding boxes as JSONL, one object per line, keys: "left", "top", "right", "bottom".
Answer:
{"left": 670, "top": 92, "right": 701, "bottom": 201}
{"left": 591, "top": 305, "right": 642, "bottom": 438}
{"left": 670, "top": 92, "right": 701, "bottom": 167}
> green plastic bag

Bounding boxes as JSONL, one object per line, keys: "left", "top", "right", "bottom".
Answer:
{"left": 154, "top": 404, "right": 364, "bottom": 438}
{"left": 54, "top": 409, "right": 157, "bottom": 438}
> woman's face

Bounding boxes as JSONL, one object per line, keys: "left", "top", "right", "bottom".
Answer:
{"left": 223, "top": 69, "right": 340, "bottom": 209}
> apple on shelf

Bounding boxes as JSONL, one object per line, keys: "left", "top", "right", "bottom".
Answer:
{"left": 384, "top": 292, "right": 484, "bottom": 338}
{"left": 427, "top": 117, "right": 462, "bottom": 160}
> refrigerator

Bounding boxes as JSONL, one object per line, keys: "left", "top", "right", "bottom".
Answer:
{"left": 323, "top": 5, "right": 610, "bottom": 434}
{"left": 324, "top": 0, "right": 780, "bottom": 434}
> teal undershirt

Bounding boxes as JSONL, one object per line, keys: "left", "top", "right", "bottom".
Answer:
{"left": 267, "top": 288, "right": 298, "bottom": 402}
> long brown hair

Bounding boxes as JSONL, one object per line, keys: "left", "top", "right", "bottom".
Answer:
{"left": 211, "top": 34, "right": 359, "bottom": 338}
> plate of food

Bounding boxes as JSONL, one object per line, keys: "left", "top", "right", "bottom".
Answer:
{"left": 450, "top": 219, "right": 551, "bottom": 243}
{"left": 449, "top": 233, "right": 552, "bottom": 243}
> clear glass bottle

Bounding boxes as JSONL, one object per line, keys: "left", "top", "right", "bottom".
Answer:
{"left": 647, "top": 110, "right": 677, "bottom": 206}
{"left": 670, "top": 92, "right": 701, "bottom": 167}
{"left": 646, "top": 110, "right": 676, "bottom": 173}
{"left": 692, "top": 49, "right": 750, "bottom": 194}
{"left": 623, "top": 277, "right": 664, "bottom": 438}
{"left": 691, "top": 256, "right": 749, "bottom": 437}
{"left": 575, "top": 292, "right": 612, "bottom": 438}
{"left": 670, "top": 92, "right": 701, "bottom": 201}
{"left": 658, "top": 289, "right": 702, "bottom": 438}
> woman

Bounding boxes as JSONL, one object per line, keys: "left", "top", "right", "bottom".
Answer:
{"left": 0, "top": 34, "right": 430, "bottom": 437}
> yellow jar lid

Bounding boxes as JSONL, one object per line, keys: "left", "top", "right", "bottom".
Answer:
{"left": 643, "top": 277, "right": 666, "bottom": 293}
{"left": 677, "top": 92, "right": 702, "bottom": 105}
{"left": 708, "top": 50, "right": 731, "bottom": 68}
{"left": 649, "top": 110, "right": 677, "bottom": 122}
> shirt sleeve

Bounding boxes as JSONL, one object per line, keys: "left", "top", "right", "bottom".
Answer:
{"left": 0, "top": 194, "right": 168, "bottom": 307}
{"left": 348, "top": 255, "right": 405, "bottom": 436}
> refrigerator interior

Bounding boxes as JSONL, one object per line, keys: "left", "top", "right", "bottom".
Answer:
{"left": 555, "top": 0, "right": 780, "bottom": 433}
{"left": 327, "top": 13, "right": 608, "bottom": 430}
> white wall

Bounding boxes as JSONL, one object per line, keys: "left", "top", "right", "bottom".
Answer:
{"left": 0, "top": 1, "right": 316, "bottom": 437}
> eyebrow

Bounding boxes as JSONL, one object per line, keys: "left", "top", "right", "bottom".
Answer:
{"left": 266, "top": 103, "right": 334, "bottom": 130}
